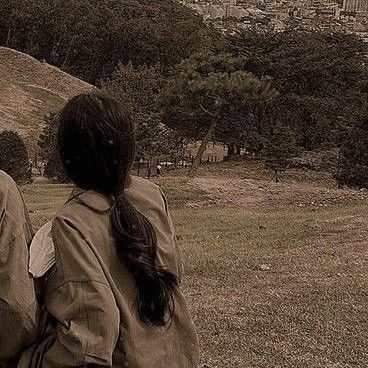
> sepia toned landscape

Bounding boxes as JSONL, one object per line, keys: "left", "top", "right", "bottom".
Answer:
{"left": 1, "top": 0, "right": 368, "bottom": 366}
{"left": 23, "top": 160, "right": 368, "bottom": 367}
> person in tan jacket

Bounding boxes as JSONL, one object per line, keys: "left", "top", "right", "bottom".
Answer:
{"left": 0, "top": 171, "right": 38, "bottom": 366}
{"left": 22, "top": 92, "right": 199, "bottom": 367}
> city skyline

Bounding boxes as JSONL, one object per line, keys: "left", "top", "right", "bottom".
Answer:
{"left": 180, "top": 0, "right": 368, "bottom": 39}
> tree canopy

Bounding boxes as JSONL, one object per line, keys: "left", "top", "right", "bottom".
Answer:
{"left": 161, "top": 51, "right": 278, "bottom": 172}
{"left": 103, "top": 63, "right": 183, "bottom": 161}
{"left": 0, "top": 0, "right": 218, "bottom": 83}
{"left": 229, "top": 30, "right": 368, "bottom": 150}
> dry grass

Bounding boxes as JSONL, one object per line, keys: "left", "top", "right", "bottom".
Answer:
{"left": 22, "top": 163, "right": 368, "bottom": 367}
{"left": 0, "top": 47, "right": 94, "bottom": 151}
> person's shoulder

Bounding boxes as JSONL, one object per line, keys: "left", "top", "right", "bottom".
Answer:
{"left": 51, "top": 208, "right": 86, "bottom": 243}
{"left": 0, "top": 170, "right": 16, "bottom": 192}
{"left": 52, "top": 189, "right": 112, "bottom": 235}
{"left": 0, "top": 171, "right": 21, "bottom": 208}
{"left": 128, "top": 175, "right": 162, "bottom": 196}
{"left": 127, "top": 175, "right": 165, "bottom": 209}
{"left": 52, "top": 200, "right": 89, "bottom": 230}
{"left": 51, "top": 194, "right": 84, "bottom": 233}
{"left": 0, "top": 170, "right": 12, "bottom": 182}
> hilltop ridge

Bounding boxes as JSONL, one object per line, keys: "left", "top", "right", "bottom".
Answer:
{"left": 0, "top": 47, "right": 95, "bottom": 152}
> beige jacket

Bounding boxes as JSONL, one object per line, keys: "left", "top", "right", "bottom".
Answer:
{"left": 0, "top": 171, "right": 38, "bottom": 366}
{"left": 23, "top": 176, "right": 199, "bottom": 367}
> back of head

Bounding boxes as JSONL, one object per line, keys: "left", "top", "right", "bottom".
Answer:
{"left": 58, "top": 92, "right": 134, "bottom": 193}
{"left": 57, "top": 92, "right": 178, "bottom": 327}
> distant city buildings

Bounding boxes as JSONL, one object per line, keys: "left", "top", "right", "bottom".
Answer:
{"left": 343, "top": 0, "right": 367, "bottom": 12}
{"left": 178, "top": 0, "right": 368, "bottom": 40}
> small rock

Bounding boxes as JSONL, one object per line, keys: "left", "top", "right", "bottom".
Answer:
{"left": 259, "top": 264, "right": 271, "bottom": 271}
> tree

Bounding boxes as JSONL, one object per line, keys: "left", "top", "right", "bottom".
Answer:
{"left": 161, "top": 51, "right": 278, "bottom": 175}
{"left": 0, "top": 0, "right": 219, "bottom": 83}
{"left": 335, "top": 118, "right": 368, "bottom": 188}
{"left": 0, "top": 130, "right": 31, "bottom": 183}
{"left": 264, "top": 122, "right": 297, "bottom": 183}
{"left": 103, "top": 63, "right": 184, "bottom": 164}
{"left": 230, "top": 30, "right": 368, "bottom": 150}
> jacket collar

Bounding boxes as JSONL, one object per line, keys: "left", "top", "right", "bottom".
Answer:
{"left": 68, "top": 187, "right": 113, "bottom": 212}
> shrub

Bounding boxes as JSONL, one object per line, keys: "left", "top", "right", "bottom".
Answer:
{"left": 0, "top": 130, "right": 31, "bottom": 183}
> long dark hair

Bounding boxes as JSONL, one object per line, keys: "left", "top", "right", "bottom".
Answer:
{"left": 57, "top": 92, "right": 178, "bottom": 326}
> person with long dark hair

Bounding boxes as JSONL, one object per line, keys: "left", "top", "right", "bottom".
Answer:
{"left": 20, "top": 92, "right": 199, "bottom": 367}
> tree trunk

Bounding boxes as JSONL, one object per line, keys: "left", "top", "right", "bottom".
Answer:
{"left": 51, "top": 34, "right": 61, "bottom": 64}
{"left": 227, "top": 144, "right": 236, "bottom": 157}
{"left": 188, "top": 121, "right": 216, "bottom": 178}
{"left": 6, "top": 27, "right": 11, "bottom": 47}
{"left": 147, "top": 159, "right": 152, "bottom": 179}
{"left": 61, "top": 36, "right": 75, "bottom": 69}
{"left": 274, "top": 170, "right": 279, "bottom": 183}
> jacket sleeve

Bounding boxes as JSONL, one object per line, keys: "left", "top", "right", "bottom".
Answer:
{"left": 159, "top": 188, "right": 184, "bottom": 283}
{"left": 0, "top": 180, "right": 38, "bottom": 362}
{"left": 31, "top": 216, "right": 120, "bottom": 367}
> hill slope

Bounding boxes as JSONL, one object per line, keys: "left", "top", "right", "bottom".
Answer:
{"left": 0, "top": 47, "right": 94, "bottom": 152}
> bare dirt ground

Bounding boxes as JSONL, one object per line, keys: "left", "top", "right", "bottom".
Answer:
{"left": 189, "top": 175, "right": 368, "bottom": 208}
{"left": 183, "top": 160, "right": 368, "bottom": 209}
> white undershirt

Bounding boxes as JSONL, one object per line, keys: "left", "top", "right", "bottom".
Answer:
{"left": 29, "top": 221, "right": 55, "bottom": 278}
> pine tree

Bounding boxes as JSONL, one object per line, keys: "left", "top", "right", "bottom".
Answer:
{"left": 264, "top": 123, "right": 297, "bottom": 183}
{"left": 161, "top": 51, "right": 278, "bottom": 176}
{"left": 0, "top": 130, "right": 31, "bottom": 183}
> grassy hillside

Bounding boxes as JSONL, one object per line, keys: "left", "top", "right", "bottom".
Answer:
{"left": 23, "top": 162, "right": 368, "bottom": 367}
{"left": 0, "top": 47, "right": 94, "bottom": 152}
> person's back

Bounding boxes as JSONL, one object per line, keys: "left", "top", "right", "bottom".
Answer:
{"left": 21, "top": 92, "right": 199, "bottom": 367}
{"left": 0, "top": 171, "right": 38, "bottom": 366}
{"left": 33, "top": 176, "right": 198, "bottom": 367}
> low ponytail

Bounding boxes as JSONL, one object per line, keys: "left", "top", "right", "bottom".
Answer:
{"left": 57, "top": 92, "right": 178, "bottom": 326}
{"left": 111, "top": 193, "right": 178, "bottom": 326}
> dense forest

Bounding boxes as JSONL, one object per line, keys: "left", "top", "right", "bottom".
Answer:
{"left": 0, "top": 0, "right": 219, "bottom": 83}
{"left": 1, "top": 0, "right": 368, "bottom": 187}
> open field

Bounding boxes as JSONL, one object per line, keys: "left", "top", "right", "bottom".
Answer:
{"left": 22, "top": 162, "right": 368, "bottom": 368}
